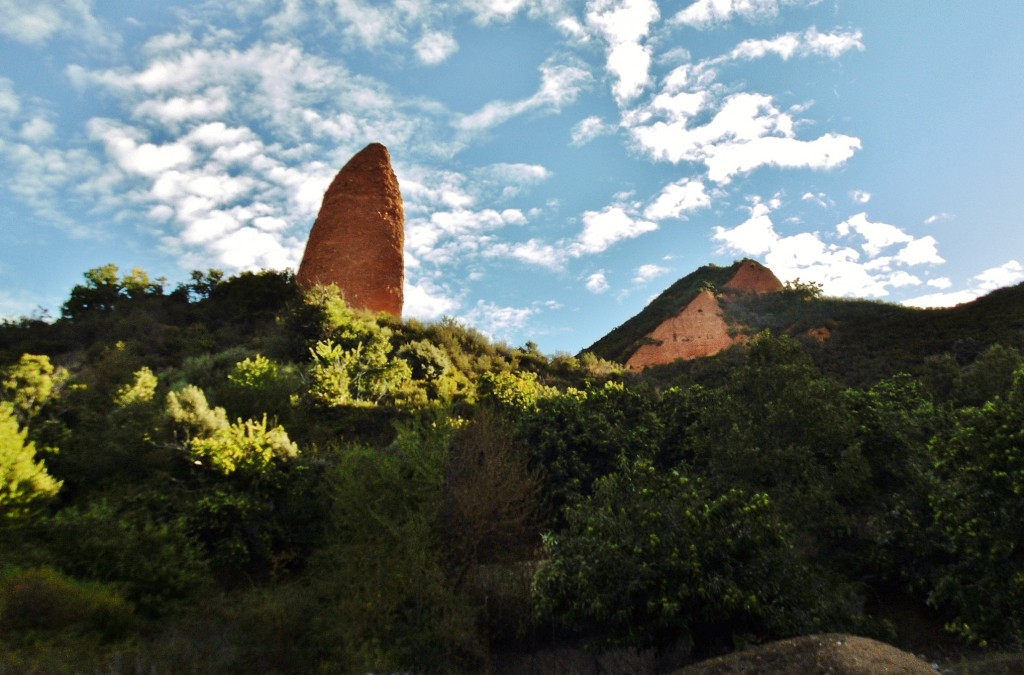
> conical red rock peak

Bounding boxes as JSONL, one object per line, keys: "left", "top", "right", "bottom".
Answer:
{"left": 296, "top": 143, "right": 404, "bottom": 315}
{"left": 724, "top": 259, "right": 783, "bottom": 293}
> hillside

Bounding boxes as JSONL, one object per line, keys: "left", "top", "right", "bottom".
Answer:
{"left": 2, "top": 264, "right": 1024, "bottom": 673}
{"left": 588, "top": 260, "right": 1024, "bottom": 385}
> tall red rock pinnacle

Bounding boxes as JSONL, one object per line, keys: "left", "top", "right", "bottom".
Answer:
{"left": 296, "top": 143, "right": 404, "bottom": 316}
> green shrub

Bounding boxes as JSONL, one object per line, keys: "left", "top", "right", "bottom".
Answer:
{"left": 534, "top": 460, "right": 855, "bottom": 656}
{"left": 0, "top": 566, "right": 133, "bottom": 638}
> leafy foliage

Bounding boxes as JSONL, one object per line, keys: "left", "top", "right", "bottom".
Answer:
{"left": 0, "top": 402, "right": 61, "bottom": 519}
{"left": 534, "top": 460, "right": 844, "bottom": 655}
{"left": 1, "top": 263, "right": 1024, "bottom": 670}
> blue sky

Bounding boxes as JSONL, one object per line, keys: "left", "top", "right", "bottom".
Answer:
{"left": 1, "top": 0, "right": 1022, "bottom": 354}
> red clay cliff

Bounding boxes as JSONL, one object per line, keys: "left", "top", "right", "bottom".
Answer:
{"left": 296, "top": 143, "right": 404, "bottom": 316}
{"left": 627, "top": 260, "right": 784, "bottom": 370}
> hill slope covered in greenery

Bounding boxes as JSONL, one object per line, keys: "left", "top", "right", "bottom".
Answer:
{"left": 1, "top": 264, "right": 1023, "bottom": 673}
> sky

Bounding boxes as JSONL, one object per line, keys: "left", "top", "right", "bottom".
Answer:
{"left": 1, "top": 0, "right": 1022, "bottom": 355}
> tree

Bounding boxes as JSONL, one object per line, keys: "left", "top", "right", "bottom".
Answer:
{"left": 674, "top": 334, "right": 865, "bottom": 538}
{"left": 533, "top": 459, "right": 841, "bottom": 656}
{"left": 61, "top": 264, "right": 124, "bottom": 320}
{"left": 166, "top": 385, "right": 298, "bottom": 477}
{"left": 0, "top": 401, "right": 61, "bottom": 519}
{"left": 2, "top": 353, "right": 67, "bottom": 427}
{"left": 926, "top": 366, "right": 1024, "bottom": 645}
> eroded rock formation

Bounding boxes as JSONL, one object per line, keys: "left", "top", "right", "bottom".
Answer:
{"left": 296, "top": 143, "right": 404, "bottom": 316}
{"left": 723, "top": 259, "right": 784, "bottom": 294}
{"left": 626, "top": 290, "right": 735, "bottom": 369}
{"left": 626, "top": 260, "right": 784, "bottom": 370}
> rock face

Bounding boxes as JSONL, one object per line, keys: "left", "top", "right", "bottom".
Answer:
{"left": 723, "top": 259, "right": 783, "bottom": 294}
{"left": 626, "top": 261, "right": 784, "bottom": 370}
{"left": 296, "top": 143, "right": 404, "bottom": 316}
{"left": 626, "top": 290, "right": 734, "bottom": 370}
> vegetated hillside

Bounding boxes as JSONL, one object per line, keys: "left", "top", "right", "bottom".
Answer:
{"left": 2, "top": 264, "right": 1024, "bottom": 674}
{"left": 589, "top": 260, "right": 1024, "bottom": 387}
{"left": 586, "top": 261, "right": 744, "bottom": 364}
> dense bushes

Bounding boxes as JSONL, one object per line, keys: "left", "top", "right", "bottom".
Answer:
{"left": 1, "top": 265, "right": 1023, "bottom": 671}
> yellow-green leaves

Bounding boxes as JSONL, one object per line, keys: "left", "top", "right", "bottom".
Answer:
{"left": 0, "top": 401, "right": 61, "bottom": 518}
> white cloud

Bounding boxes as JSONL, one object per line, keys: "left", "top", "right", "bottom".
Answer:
{"left": 924, "top": 212, "right": 952, "bottom": 225}
{"left": 727, "top": 28, "right": 864, "bottom": 61}
{"left": 644, "top": 178, "right": 711, "bottom": 220}
{"left": 133, "top": 87, "right": 232, "bottom": 124}
{"left": 586, "top": 270, "right": 610, "bottom": 293}
{"left": 802, "top": 191, "right": 832, "bottom": 208}
{"left": 0, "top": 0, "right": 108, "bottom": 46}
{"left": 633, "top": 263, "right": 668, "bottom": 283}
{"left": 87, "top": 119, "right": 194, "bottom": 176}
{"left": 894, "top": 236, "right": 944, "bottom": 265}
{"left": 0, "top": 78, "right": 20, "bottom": 117}
{"left": 471, "top": 163, "right": 551, "bottom": 200}
{"left": 408, "top": 207, "right": 527, "bottom": 266}
{"left": 928, "top": 277, "right": 953, "bottom": 289}
{"left": 627, "top": 91, "right": 861, "bottom": 182}
{"left": 415, "top": 31, "right": 459, "bottom": 65}
{"left": 457, "top": 58, "right": 592, "bottom": 131}
{"left": 404, "top": 278, "right": 460, "bottom": 319}
{"left": 672, "top": 0, "right": 813, "bottom": 28}
{"left": 501, "top": 239, "right": 564, "bottom": 269}
{"left": 571, "top": 116, "right": 613, "bottom": 145}
{"left": 329, "top": 0, "right": 406, "bottom": 50}
{"left": 705, "top": 132, "right": 861, "bottom": 183}
{"left": 712, "top": 202, "right": 778, "bottom": 255}
{"left": 462, "top": 300, "right": 537, "bottom": 338}
{"left": 585, "top": 0, "right": 660, "bottom": 102}
{"left": 850, "top": 189, "right": 871, "bottom": 204}
{"left": 974, "top": 260, "right": 1024, "bottom": 292}
{"left": 902, "top": 261, "right": 1021, "bottom": 309}
{"left": 572, "top": 205, "right": 658, "bottom": 255}
{"left": 19, "top": 118, "right": 55, "bottom": 143}
{"left": 837, "top": 212, "right": 912, "bottom": 257}
{"left": 714, "top": 201, "right": 949, "bottom": 299}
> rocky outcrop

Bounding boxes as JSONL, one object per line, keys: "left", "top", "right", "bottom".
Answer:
{"left": 674, "top": 634, "right": 937, "bottom": 675}
{"left": 723, "top": 259, "right": 783, "bottom": 294}
{"left": 626, "top": 290, "right": 736, "bottom": 369}
{"left": 296, "top": 143, "right": 404, "bottom": 316}
{"left": 625, "top": 261, "right": 784, "bottom": 370}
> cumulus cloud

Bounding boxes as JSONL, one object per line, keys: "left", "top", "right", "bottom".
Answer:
{"left": 0, "top": 78, "right": 20, "bottom": 118}
{"left": 713, "top": 201, "right": 948, "bottom": 299}
{"left": 470, "top": 163, "right": 552, "bottom": 200}
{"left": 627, "top": 91, "right": 861, "bottom": 183}
{"left": 850, "top": 189, "right": 871, "bottom": 204}
{"left": 19, "top": 118, "right": 55, "bottom": 143}
{"left": 837, "top": 212, "right": 912, "bottom": 257}
{"left": 644, "top": 178, "right": 711, "bottom": 220}
{"left": 586, "top": 270, "right": 610, "bottom": 293}
{"left": 462, "top": 299, "right": 537, "bottom": 338}
{"left": 586, "top": 0, "right": 661, "bottom": 102}
{"left": 632, "top": 263, "right": 668, "bottom": 283}
{"left": 672, "top": 0, "right": 813, "bottom": 29}
{"left": 903, "top": 260, "right": 1024, "bottom": 308}
{"left": 726, "top": 28, "right": 864, "bottom": 61}
{"left": 404, "top": 277, "right": 460, "bottom": 319}
{"left": 572, "top": 205, "right": 658, "bottom": 255}
{"left": 712, "top": 201, "right": 778, "bottom": 255}
{"left": 415, "top": 31, "right": 459, "bottom": 65}
{"left": 705, "top": 132, "right": 861, "bottom": 183}
{"left": 0, "top": 0, "right": 108, "bottom": 46}
{"left": 571, "top": 115, "right": 613, "bottom": 145}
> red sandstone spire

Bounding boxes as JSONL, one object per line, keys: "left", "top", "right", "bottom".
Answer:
{"left": 296, "top": 143, "right": 405, "bottom": 316}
